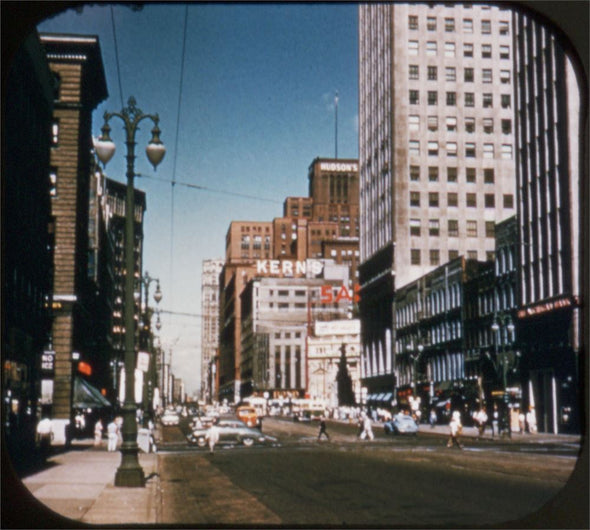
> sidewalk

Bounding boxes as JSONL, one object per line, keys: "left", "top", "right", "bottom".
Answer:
{"left": 20, "top": 441, "right": 159, "bottom": 526}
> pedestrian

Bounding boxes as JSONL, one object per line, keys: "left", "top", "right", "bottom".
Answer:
{"left": 474, "top": 407, "right": 488, "bottom": 437}
{"left": 447, "top": 410, "right": 464, "bottom": 449}
{"left": 206, "top": 419, "right": 220, "bottom": 454}
{"left": 317, "top": 417, "right": 330, "bottom": 441}
{"left": 107, "top": 419, "right": 118, "bottom": 452}
{"left": 526, "top": 406, "right": 537, "bottom": 434}
{"left": 94, "top": 419, "right": 103, "bottom": 447}
{"left": 429, "top": 408, "right": 437, "bottom": 428}
{"left": 518, "top": 409, "right": 526, "bottom": 434}
{"left": 491, "top": 403, "right": 500, "bottom": 439}
{"left": 360, "top": 414, "right": 374, "bottom": 440}
{"left": 36, "top": 417, "right": 53, "bottom": 457}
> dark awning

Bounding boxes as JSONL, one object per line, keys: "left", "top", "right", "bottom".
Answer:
{"left": 74, "top": 377, "right": 112, "bottom": 409}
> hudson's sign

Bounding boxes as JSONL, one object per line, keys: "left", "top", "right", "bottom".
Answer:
{"left": 319, "top": 162, "right": 358, "bottom": 172}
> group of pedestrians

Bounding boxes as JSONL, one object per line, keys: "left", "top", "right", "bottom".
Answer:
{"left": 315, "top": 413, "right": 375, "bottom": 442}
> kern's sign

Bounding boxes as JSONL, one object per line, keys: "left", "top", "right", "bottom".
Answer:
{"left": 256, "top": 259, "right": 324, "bottom": 277}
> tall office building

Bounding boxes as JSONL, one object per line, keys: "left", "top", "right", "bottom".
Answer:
{"left": 513, "top": 11, "right": 583, "bottom": 433}
{"left": 358, "top": 4, "right": 517, "bottom": 397}
{"left": 200, "top": 259, "right": 224, "bottom": 401}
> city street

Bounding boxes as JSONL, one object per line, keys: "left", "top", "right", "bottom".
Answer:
{"left": 155, "top": 417, "right": 582, "bottom": 527}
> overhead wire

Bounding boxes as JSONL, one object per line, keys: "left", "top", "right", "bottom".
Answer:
{"left": 109, "top": 5, "right": 125, "bottom": 108}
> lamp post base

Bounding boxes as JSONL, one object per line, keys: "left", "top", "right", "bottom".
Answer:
{"left": 114, "top": 458, "right": 145, "bottom": 488}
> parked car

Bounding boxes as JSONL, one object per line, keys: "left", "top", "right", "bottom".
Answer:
{"left": 187, "top": 419, "right": 273, "bottom": 447}
{"left": 384, "top": 413, "right": 419, "bottom": 435}
{"left": 160, "top": 411, "right": 180, "bottom": 426}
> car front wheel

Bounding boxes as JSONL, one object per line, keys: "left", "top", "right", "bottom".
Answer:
{"left": 197, "top": 437, "right": 206, "bottom": 447}
{"left": 241, "top": 437, "right": 254, "bottom": 447}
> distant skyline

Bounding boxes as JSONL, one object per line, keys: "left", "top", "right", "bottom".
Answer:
{"left": 36, "top": 3, "right": 359, "bottom": 395}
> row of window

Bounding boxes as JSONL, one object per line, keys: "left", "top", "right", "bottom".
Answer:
{"left": 410, "top": 248, "right": 495, "bottom": 266}
{"left": 408, "top": 15, "right": 510, "bottom": 36}
{"left": 410, "top": 218, "right": 497, "bottom": 238}
{"left": 408, "top": 139, "right": 513, "bottom": 159}
{"left": 409, "top": 191, "right": 514, "bottom": 209}
{"left": 409, "top": 64, "right": 510, "bottom": 83}
{"left": 410, "top": 166, "right": 496, "bottom": 184}
{"left": 408, "top": 40, "right": 510, "bottom": 60}
{"left": 409, "top": 90, "right": 511, "bottom": 108}
{"left": 409, "top": 115, "right": 512, "bottom": 134}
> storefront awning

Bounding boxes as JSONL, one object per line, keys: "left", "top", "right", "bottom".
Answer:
{"left": 74, "top": 377, "right": 112, "bottom": 409}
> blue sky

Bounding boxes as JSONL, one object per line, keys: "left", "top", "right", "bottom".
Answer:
{"left": 38, "top": 3, "right": 359, "bottom": 395}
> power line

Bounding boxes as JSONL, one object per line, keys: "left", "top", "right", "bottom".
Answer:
{"left": 159, "top": 309, "right": 203, "bottom": 318}
{"left": 109, "top": 5, "right": 124, "bottom": 108}
{"left": 137, "top": 173, "right": 282, "bottom": 204}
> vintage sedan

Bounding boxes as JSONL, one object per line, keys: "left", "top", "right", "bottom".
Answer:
{"left": 160, "top": 411, "right": 180, "bottom": 426}
{"left": 383, "top": 413, "right": 419, "bottom": 435}
{"left": 187, "top": 419, "right": 273, "bottom": 447}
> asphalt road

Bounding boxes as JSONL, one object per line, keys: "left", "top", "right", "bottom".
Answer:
{"left": 155, "top": 417, "right": 584, "bottom": 527}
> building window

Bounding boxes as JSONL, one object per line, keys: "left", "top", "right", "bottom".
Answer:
{"left": 467, "top": 250, "right": 478, "bottom": 260}
{"left": 428, "top": 141, "right": 439, "bottom": 156}
{"left": 427, "top": 65, "right": 438, "bottom": 81}
{"left": 464, "top": 43, "right": 473, "bottom": 57}
{"left": 430, "top": 249, "right": 440, "bottom": 266}
{"left": 446, "top": 67, "right": 456, "bottom": 81}
{"left": 409, "top": 64, "right": 419, "bottom": 80}
{"left": 486, "top": 221, "right": 495, "bottom": 237}
{"left": 448, "top": 192, "right": 458, "bottom": 207}
{"left": 481, "top": 19, "right": 491, "bottom": 34}
{"left": 428, "top": 166, "right": 438, "bottom": 182}
{"left": 463, "top": 18, "right": 473, "bottom": 33}
{"left": 484, "top": 168, "right": 495, "bottom": 183}
{"left": 409, "top": 140, "right": 420, "bottom": 156}
{"left": 446, "top": 116, "right": 457, "bottom": 132}
{"left": 446, "top": 142, "right": 457, "bottom": 157}
{"left": 411, "top": 249, "right": 421, "bottom": 265}
{"left": 410, "top": 165, "right": 420, "bottom": 181}
{"left": 467, "top": 220, "right": 478, "bottom": 237}
{"left": 449, "top": 250, "right": 459, "bottom": 260}
{"left": 429, "top": 219, "right": 440, "bottom": 236}
{"left": 427, "top": 17, "right": 436, "bottom": 31}
{"left": 429, "top": 192, "right": 439, "bottom": 207}
{"left": 482, "top": 68, "right": 493, "bottom": 83}
{"left": 501, "top": 144, "right": 513, "bottom": 159}
{"left": 499, "top": 21, "right": 509, "bottom": 35}
{"left": 500, "top": 45, "right": 510, "bottom": 59}
{"left": 408, "top": 15, "right": 418, "bottom": 30}
{"left": 426, "top": 41, "right": 437, "bottom": 56}
{"left": 465, "top": 93, "right": 475, "bottom": 107}
{"left": 483, "top": 143, "right": 494, "bottom": 158}
{"left": 448, "top": 219, "right": 459, "bottom": 236}
{"left": 485, "top": 193, "right": 495, "bottom": 208}
{"left": 410, "top": 191, "right": 420, "bottom": 207}
{"left": 410, "top": 218, "right": 421, "bottom": 236}
{"left": 409, "top": 115, "right": 420, "bottom": 131}
{"left": 409, "top": 90, "right": 419, "bottom": 104}
{"left": 466, "top": 167, "right": 476, "bottom": 182}
{"left": 445, "top": 42, "right": 456, "bottom": 57}
{"left": 466, "top": 193, "right": 477, "bottom": 207}
{"left": 427, "top": 115, "right": 438, "bottom": 131}
{"left": 465, "top": 117, "right": 475, "bottom": 133}
{"left": 482, "top": 44, "right": 492, "bottom": 58}
{"left": 464, "top": 67, "right": 474, "bottom": 82}
{"left": 445, "top": 18, "right": 455, "bottom": 32}
{"left": 49, "top": 167, "right": 58, "bottom": 197}
{"left": 465, "top": 143, "right": 476, "bottom": 158}
{"left": 483, "top": 118, "right": 494, "bottom": 134}
{"left": 428, "top": 91, "right": 438, "bottom": 105}
{"left": 408, "top": 40, "right": 419, "bottom": 55}
{"left": 501, "top": 119, "right": 512, "bottom": 134}
{"left": 447, "top": 167, "right": 458, "bottom": 182}
{"left": 500, "top": 70, "right": 511, "bottom": 84}
{"left": 483, "top": 93, "right": 493, "bottom": 108}
{"left": 486, "top": 251, "right": 496, "bottom": 262}
{"left": 501, "top": 94, "right": 511, "bottom": 108}
{"left": 446, "top": 91, "right": 456, "bottom": 106}
{"left": 504, "top": 194, "right": 514, "bottom": 208}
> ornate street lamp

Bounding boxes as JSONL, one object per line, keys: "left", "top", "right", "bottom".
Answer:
{"left": 95, "top": 96, "right": 165, "bottom": 487}
{"left": 491, "top": 317, "right": 515, "bottom": 439}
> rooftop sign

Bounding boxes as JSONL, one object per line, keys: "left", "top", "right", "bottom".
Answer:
{"left": 319, "top": 162, "right": 358, "bottom": 172}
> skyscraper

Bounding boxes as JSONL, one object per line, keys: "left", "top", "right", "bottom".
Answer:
{"left": 358, "top": 4, "right": 517, "bottom": 397}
